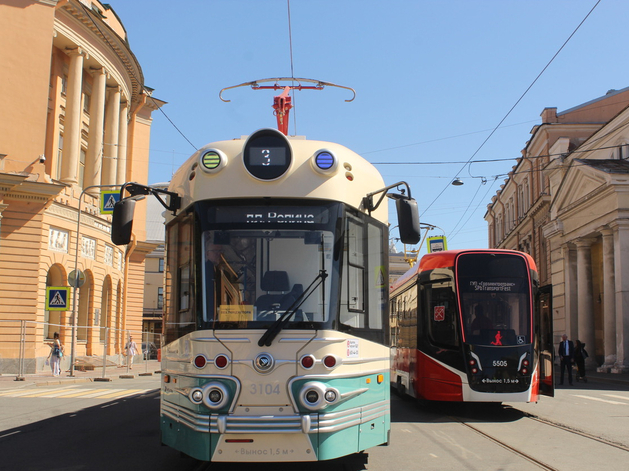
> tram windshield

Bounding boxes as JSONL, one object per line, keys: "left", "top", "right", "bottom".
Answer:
{"left": 199, "top": 201, "right": 339, "bottom": 330}
{"left": 457, "top": 253, "right": 532, "bottom": 346}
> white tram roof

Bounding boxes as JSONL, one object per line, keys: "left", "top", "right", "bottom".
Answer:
{"left": 167, "top": 132, "right": 388, "bottom": 225}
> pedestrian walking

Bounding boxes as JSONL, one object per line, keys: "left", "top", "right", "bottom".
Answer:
{"left": 47, "top": 332, "right": 64, "bottom": 376}
{"left": 574, "top": 339, "right": 588, "bottom": 383}
{"left": 124, "top": 335, "right": 139, "bottom": 369}
{"left": 558, "top": 333, "right": 574, "bottom": 386}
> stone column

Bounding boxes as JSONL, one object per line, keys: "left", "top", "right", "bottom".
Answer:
{"left": 563, "top": 244, "right": 578, "bottom": 341}
{"left": 611, "top": 220, "right": 629, "bottom": 373}
{"left": 575, "top": 238, "right": 596, "bottom": 366}
{"left": 60, "top": 48, "right": 88, "bottom": 185}
{"left": 600, "top": 227, "right": 616, "bottom": 370}
{"left": 102, "top": 86, "right": 120, "bottom": 185}
{"left": 84, "top": 67, "right": 108, "bottom": 190}
{"left": 116, "top": 101, "right": 128, "bottom": 184}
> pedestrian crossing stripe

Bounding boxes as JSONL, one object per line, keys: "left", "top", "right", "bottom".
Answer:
{"left": 46, "top": 287, "right": 69, "bottom": 311}
{"left": 0, "top": 388, "right": 153, "bottom": 399}
{"left": 100, "top": 190, "right": 120, "bottom": 214}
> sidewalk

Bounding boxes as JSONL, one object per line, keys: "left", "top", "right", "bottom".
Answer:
{"left": 0, "top": 360, "right": 161, "bottom": 390}
{"left": 558, "top": 368, "right": 629, "bottom": 389}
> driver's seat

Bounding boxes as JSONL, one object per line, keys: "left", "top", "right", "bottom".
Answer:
{"left": 255, "top": 271, "right": 290, "bottom": 315}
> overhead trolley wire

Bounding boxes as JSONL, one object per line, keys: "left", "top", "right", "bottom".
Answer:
{"left": 419, "top": 0, "right": 602, "bottom": 229}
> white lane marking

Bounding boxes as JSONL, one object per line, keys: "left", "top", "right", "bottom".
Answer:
{"left": 573, "top": 394, "right": 627, "bottom": 405}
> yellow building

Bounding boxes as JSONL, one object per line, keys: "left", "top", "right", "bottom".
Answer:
{"left": 0, "top": 0, "right": 162, "bottom": 373}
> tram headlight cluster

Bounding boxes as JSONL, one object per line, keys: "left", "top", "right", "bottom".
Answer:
{"left": 299, "top": 381, "right": 340, "bottom": 411}
{"left": 189, "top": 381, "right": 230, "bottom": 410}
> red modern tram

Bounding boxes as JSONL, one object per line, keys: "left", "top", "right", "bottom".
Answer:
{"left": 390, "top": 249, "right": 554, "bottom": 403}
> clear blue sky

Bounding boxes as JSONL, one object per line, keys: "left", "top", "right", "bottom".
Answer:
{"left": 111, "top": 0, "right": 625, "bottom": 255}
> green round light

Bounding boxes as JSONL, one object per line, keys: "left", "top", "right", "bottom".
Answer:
{"left": 202, "top": 151, "right": 221, "bottom": 170}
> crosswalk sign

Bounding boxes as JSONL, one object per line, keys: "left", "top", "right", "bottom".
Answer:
{"left": 100, "top": 190, "right": 120, "bottom": 214}
{"left": 46, "top": 287, "right": 70, "bottom": 311}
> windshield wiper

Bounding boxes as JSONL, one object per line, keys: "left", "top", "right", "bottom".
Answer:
{"left": 258, "top": 270, "right": 328, "bottom": 347}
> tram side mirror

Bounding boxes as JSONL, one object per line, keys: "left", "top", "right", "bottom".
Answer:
{"left": 111, "top": 198, "right": 136, "bottom": 245}
{"left": 396, "top": 198, "right": 420, "bottom": 245}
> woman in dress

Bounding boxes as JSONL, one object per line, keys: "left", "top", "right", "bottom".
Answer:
{"left": 47, "top": 332, "right": 64, "bottom": 376}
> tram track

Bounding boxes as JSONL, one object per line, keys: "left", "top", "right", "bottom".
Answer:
{"left": 451, "top": 407, "right": 629, "bottom": 471}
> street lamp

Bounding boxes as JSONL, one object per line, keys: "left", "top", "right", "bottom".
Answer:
{"left": 68, "top": 184, "right": 121, "bottom": 377}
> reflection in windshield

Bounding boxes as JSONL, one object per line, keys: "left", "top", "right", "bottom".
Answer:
{"left": 202, "top": 229, "right": 333, "bottom": 328}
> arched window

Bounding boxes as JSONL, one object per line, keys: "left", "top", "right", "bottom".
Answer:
{"left": 100, "top": 276, "right": 112, "bottom": 344}
{"left": 77, "top": 271, "right": 92, "bottom": 343}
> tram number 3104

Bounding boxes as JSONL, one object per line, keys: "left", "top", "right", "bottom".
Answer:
{"left": 250, "top": 383, "right": 281, "bottom": 395}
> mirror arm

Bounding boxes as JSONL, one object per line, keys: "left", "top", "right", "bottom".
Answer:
{"left": 362, "top": 181, "right": 412, "bottom": 215}
{"left": 120, "top": 182, "right": 181, "bottom": 214}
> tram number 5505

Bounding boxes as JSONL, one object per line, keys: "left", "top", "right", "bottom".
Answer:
{"left": 492, "top": 360, "right": 508, "bottom": 367}
{"left": 250, "top": 383, "right": 281, "bottom": 395}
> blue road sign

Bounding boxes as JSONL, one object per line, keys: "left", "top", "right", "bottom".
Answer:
{"left": 46, "top": 287, "right": 69, "bottom": 311}
{"left": 101, "top": 190, "right": 120, "bottom": 214}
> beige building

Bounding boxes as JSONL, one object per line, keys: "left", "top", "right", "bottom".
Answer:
{"left": 143, "top": 183, "right": 167, "bottom": 343}
{"left": 486, "top": 87, "right": 629, "bottom": 373}
{"left": 0, "top": 0, "right": 162, "bottom": 373}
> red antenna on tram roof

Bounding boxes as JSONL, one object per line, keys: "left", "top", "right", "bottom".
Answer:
{"left": 219, "top": 77, "right": 356, "bottom": 136}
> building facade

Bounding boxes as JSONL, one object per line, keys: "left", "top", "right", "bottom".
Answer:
{"left": 142, "top": 183, "right": 167, "bottom": 344}
{"left": 486, "top": 87, "right": 629, "bottom": 373}
{"left": 0, "top": 0, "right": 162, "bottom": 372}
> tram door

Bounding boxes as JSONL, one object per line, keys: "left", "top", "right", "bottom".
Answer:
{"left": 538, "top": 284, "right": 554, "bottom": 397}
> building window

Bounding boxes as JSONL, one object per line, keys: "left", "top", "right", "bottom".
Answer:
{"left": 83, "top": 92, "right": 91, "bottom": 114}
{"left": 56, "top": 133, "right": 63, "bottom": 181}
{"left": 157, "top": 287, "right": 164, "bottom": 309}
{"left": 61, "top": 74, "right": 68, "bottom": 95}
{"left": 159, "top": 258, "right": 164, "bottom": 273}
{"left": 79, "top": 148, "right": 86, "bottom": 187}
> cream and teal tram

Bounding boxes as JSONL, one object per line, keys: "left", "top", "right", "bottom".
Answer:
{"left": 112, "top": 127, "right": 419, "bottom": 462}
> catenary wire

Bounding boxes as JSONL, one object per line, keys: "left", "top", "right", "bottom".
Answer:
{"left": 419, "top": 0, "right": 601, "bottom": 220}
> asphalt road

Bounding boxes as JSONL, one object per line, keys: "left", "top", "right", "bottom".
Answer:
{"left": 1, "top": 375, "right": 629, "bottom": 471}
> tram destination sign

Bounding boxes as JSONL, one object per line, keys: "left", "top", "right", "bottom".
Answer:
{"left": 213, "top": 206, "right": 331, "bottom": 225}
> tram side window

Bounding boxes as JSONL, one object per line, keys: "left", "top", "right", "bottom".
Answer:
{"left": 366, "top": 222, "right": 386, "bottom": 331}
{"left": 423, "top": 278, "right": 458, "bottom": 348}
{"left": 164, "top": 216, "right": 195, "bottom": 344}
{"left": 339, "top": 213, "right": 388, "bottom": 345}
{"left": 342, "top": 214, "right": 365, "bottom": 326}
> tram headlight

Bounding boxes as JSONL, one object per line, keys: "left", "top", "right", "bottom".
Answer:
{"left": 201, "top": 382, "right": 230, "bottom": 410}
{"left": 299, "top": 382, "right": 339, "bottom": 410}
{"left": 208, "top": 389, "right": 223, "bottom": 403}
{"left": 306, "top": 390, "right": 319, "bottom": 404}
{"left": 300, "top": 382, "right": 326, "bottom": 410}
{"left": 189, "top": 388, "right": 204, "bottom": 404}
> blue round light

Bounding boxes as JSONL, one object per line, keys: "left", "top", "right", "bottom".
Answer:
{"left": 315, "top": 152, "right": 334, "bottom": 170}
